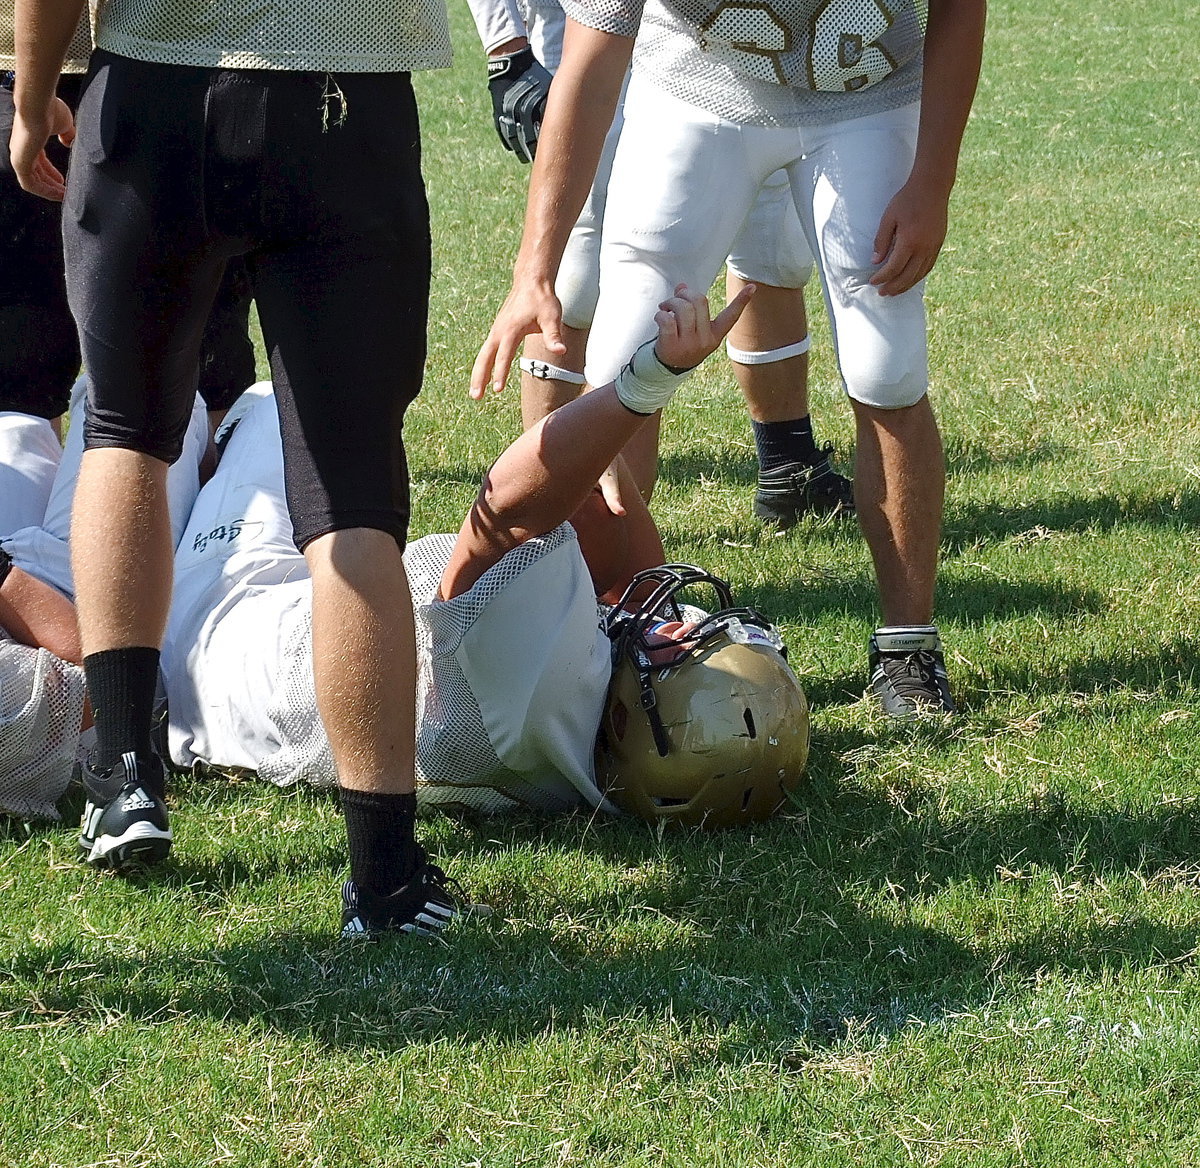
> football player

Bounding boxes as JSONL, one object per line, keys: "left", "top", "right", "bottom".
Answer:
{"left": 472, "top": 0, "right": 985, "bottom": 717}
{"left": 0, "top": 379, "right": 208, "bottom": 822}
{"left": 163, "top": 286, "right": 806, "bottom": 937}
{"left": 11, "top": 0, "right": 452, "bottom": 932}
{"left": 467, "top": 0, "right": 853, "bottom": 522}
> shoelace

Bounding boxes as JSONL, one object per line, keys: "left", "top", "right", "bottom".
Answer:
{"left": 887, "top": 650, "right": 940, "bottom": 698}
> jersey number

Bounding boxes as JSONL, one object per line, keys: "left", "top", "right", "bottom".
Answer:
{"left": 808, "top": 0, "right": 898, "bottom": 92}
{"left": 701, "top": 0, "right": 899, "bottom": 91}
{"left": 701, "top": 2, "right": 793, "bottom": 85}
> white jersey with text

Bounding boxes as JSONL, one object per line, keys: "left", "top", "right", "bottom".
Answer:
{"left": 163, "top": 388, "right": 612, "bottom": 815}
{"left": 563, "top": 0, "right": 927, "bottom": 126}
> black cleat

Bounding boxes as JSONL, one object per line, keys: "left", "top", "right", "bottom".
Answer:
{"left": 869, "top": 627, "right": 957, "bottom": 717}
{"left": 341, "top": 849, "right": 480, "bottom": 940}
{"left": 754, "top": 445, "right": 854, "bottom": 526}
{"left": 78, "top": 751, "right": 172, "bottom": 870}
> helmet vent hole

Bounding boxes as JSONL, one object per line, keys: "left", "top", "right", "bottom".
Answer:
{"left": 743, "top": 708, "right": 757, "bottom": 739}
{"left": 652, "top": 796, "right": 688, "bottom": 808}
{"left": 741, "top": 788, "right": 753, "bottom": 811}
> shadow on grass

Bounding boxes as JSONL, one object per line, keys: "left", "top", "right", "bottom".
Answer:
{"left": 967, "top": 636, "right": 1200, "bottom": 702}
{"left": 943, "top": 487, "right": 1200, "bottom": 554}
{"left": 5, "top": 779, "right": 1198, "bottom": 1059}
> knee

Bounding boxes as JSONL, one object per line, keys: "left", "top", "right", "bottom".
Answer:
{"left": 835, "top": 282, "right": 928, "bottom": 409}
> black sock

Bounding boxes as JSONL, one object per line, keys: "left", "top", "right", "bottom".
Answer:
{"left": 84, "top": 647, "right": 161, "bottom": 772}
{"left": 752, "top": 415, "right": 820, "bottom": 473}
{"left": 341, "top": 788, "right": 419, "bottom": 897}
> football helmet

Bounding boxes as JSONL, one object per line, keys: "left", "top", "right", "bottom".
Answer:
{"left": 597, "top": 566, "right": 809, "bottom": 829}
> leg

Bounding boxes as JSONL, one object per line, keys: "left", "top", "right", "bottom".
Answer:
{"left": 254, "top": 70, "right": 451, "bottom": 928}
{"left": 586, "top": 75, "right": 777, "bottom": 500}
{"left": 726, "top": 171, "right": 854, "bottom": 521}
{"left": 852, "top": 395, "right": 943, "bottom": 626}
{"left": 519, "top": 325, "right": 589, "bottom": 427}
{"left": 725, "top": 276, "right": 811, "bottom": 424}
{"left": 64, "top": 53, "right": 228, "bottom": 866}
{"left": 303, "top": 530, "right": 417, "bottom": 793}
{"left": 794, "top": 103, "right": 953, "bottom": 712}
{"left": 0, "top": 77, "right": 83, "bottom": 424}
{"left": 518, "top": 78, "right": 625, "bottom": 428}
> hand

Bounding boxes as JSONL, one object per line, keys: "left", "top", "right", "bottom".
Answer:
{"left": 9, "top": 96, "right": 75, "bottom": 201}
{"left": 487, "top": 46, "right": 552, "bottom": 163}
{"left": 652, "top": 282, "right": 756, "bottom": 372}
{"left": 597, "top": 455, "right": 627, "bottom": 517}
{"left": 869, "top": 177, "right": 950, "bottom": 296}
{"left": 471, "top": 276, "right": 566, "bottom": 399}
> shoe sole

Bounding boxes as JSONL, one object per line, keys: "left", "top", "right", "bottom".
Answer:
{"left": 80, "top": 822, "right": 173, "bottom": 871}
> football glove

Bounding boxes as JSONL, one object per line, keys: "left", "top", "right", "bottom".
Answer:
{"left": 487, "top": 47, "right": 552, "bottom": 164}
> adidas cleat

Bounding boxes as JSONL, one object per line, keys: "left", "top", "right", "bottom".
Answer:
{"left": 341, "top": 848, "right": 478, "bottom": 941}
{"left": 78, "top": 751, "right": 173, "bottom": 871}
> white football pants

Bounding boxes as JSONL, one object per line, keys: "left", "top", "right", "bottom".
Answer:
{"left": 533, "top": 15, "right": 814, "bottom": 330}
{"left": 587, "top": 73, "right": 928, "bottom": 409}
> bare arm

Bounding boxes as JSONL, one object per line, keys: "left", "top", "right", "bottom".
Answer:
{"left": 446, "top": 284, "right": 754, "bottom": 599}
{"left": 11, "top": 0, "right": 85, "bottom": 200}
{"left": 870, "top": 0, "right": 986, "bottom": 295}
{"left": 0, "top": 565, "right": 82, "bottom": 664}
{"left": 470, "top": 19, "right": 633, "bottom": 397}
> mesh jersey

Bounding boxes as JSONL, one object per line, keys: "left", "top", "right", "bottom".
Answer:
{"left": 90, "top": 0, "right": 451, "bottom": 73}
{"left": 562, "top": 0, "right": 927, "bottom": 127}
{"left": 253, "top": 528, "right": 613, "bottom": 815}
{"left": 166, "top": 390, "right": 613, "bottom": 816}
{"left": 0, "top": 640, "right": 86, "bottom": 820}
{"left": 0, "top": 4, "right": 92, "bottom": 73}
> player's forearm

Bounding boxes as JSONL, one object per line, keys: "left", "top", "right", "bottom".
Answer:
{"left": 12, "top": 0, "right": 85, "bottom": 111}
{"left": 910, "top": 0, "right": 986, "bottom": 196}
{"left": 0, "top": 565, "right": 82, "bottom": 665}
{"left": 512, "top": 20, "right": 632, "bottom": 286}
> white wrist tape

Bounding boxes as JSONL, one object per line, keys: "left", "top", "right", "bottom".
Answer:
{"left": 725, "top": 335, "right": 811, "bottom": 365}
{"left": 613, "top": 340, "right": 693, "bottom": 415}
{"left": 519, "top": 357, "right": 587, "bottom": 385}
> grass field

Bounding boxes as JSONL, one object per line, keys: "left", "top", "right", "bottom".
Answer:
{"left": 4, "top": 1, "right": 1200, "bottom": 1163}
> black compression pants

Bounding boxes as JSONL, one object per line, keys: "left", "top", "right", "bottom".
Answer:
{"left": 65, "top": 52, "right": 431, "bottom": 547}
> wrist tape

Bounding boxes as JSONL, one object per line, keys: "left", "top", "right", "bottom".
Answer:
{"left": 613, "top": 340, "right": 694, "bottom": 415}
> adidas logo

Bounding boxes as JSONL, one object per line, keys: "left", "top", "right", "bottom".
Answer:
{"left": 121, "top": 788, "right": 157, "bottom": 813}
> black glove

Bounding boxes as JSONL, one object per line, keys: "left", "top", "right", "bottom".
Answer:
{"left": 487, "top": 47, "right": 552, "bottom": 164}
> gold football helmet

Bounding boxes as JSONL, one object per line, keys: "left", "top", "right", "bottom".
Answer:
{"left": 597, "top": 566, "right": 809, "bottom": 829}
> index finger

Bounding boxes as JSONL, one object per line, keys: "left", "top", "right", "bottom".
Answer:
{"left": 470, "top": 333, "right": 503, "bottom": 400}
{"left": 709, "top": 282, "right": 756, "bottom": 341}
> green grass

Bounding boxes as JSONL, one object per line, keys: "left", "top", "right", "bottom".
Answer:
{"left": 4, "top": 0, "right": 1200, "bottom": 1163}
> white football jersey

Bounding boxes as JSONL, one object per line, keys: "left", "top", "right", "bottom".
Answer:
{"left": 564, "top": 0, "right": 927, "bottom": 126}
{"left": 1, "top": 378, "right": 206, "bottom": 601}
{"left": 0, "top": 413, "right": 61, "bottom": 538}
{"left": 164, "top": 388, "right": 613, "bottom": 815}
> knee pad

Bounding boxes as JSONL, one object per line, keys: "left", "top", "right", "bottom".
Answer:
{"left": 556, "top": 215, "right": 602, "bottom": 331}
{"left": 832, "top": 278, "right": 928, "bottom": 409}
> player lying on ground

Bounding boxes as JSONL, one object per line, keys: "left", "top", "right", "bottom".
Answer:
{"left": 0, "top": 379, "right": 208, "bottom": 820}
{"left": 163, "top": 285, "right": 807, "bottom": 939}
